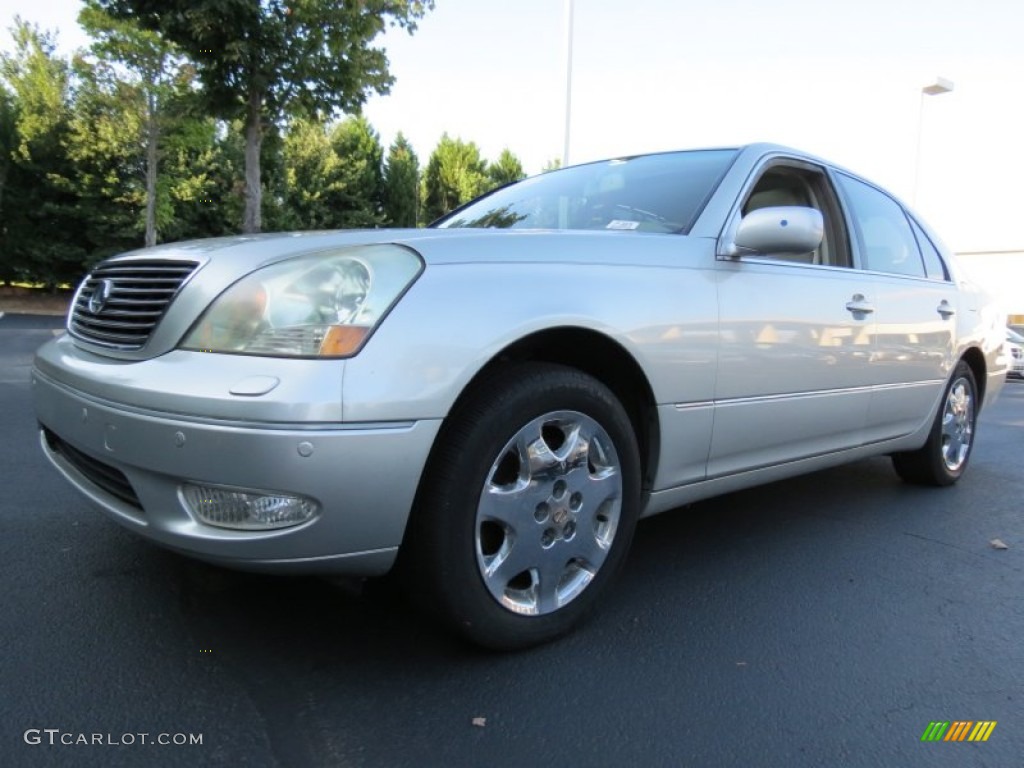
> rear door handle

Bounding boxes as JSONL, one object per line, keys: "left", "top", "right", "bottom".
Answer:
{"left": 845, "top": 294, "right": 874, "bottom": 315}
{"left": 937, "top": 300, "right": 955, "bottom": 318}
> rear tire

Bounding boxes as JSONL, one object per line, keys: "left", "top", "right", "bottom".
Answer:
{"left": 403, "top": 362, "right": 641, "bottom": 650}
{"left": 892, "top": 360, "right": 977, "bottom": 486}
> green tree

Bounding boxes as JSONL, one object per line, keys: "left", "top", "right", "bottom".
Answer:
{"left": 383, "top": 132, "right": 419, "bottom": 227}
{"left": 330, "top": 115, "right": 385, "bottom": 229}
{"left": 64, "top": 53, "right": 146, "bottom": 261}
{"left": 421, "top": 133, "right": 489, "bottom": 224}
{"left": 0, "top": 85, "right": 17, "bottom": 282}
{"left": 278, "top": 115, "right": 384, "bottom": 231}
{"left": 78, "top": 1, "right": 189, "bottom": 247}
{"left": 0, "top": 20, "right": 84, "bottom": 286}
{"left": 63, "top": 57, "right": 224, "bottom": 256}
{"left": 163, "top": 117, "right": 248, "bottom": 240}
{"left": 542, "top": 157, "right": 562, "bottom": 173}
{"left": 279, "top": 117, "right": 342, "bottom": 230}
{"left": 487, "top": 148, "right": 525, "bottom": 190}
{"left": 98, "top": 0, "right": 434, "bottom": 234}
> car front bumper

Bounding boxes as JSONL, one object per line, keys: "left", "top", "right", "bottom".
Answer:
{"left": 32, "top": 367, "right": 441, "bottom": 575}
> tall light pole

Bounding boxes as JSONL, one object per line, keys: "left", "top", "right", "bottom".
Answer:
{"left": 913, "top": 76, "right": 954, "bottom": 205}
{"left": 562, "top": 0, "right": 574, "bottom": 167}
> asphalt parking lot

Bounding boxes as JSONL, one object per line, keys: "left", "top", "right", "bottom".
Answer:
{"left": 2, "top": 313, "right": 1021, "bottom": 767}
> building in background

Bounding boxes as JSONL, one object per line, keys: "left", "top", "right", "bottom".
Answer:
{"left": 956, "top": 251, "right": 1024, "bottom": 324}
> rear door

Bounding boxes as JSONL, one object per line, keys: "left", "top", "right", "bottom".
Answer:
{"left": 833, "top": 172, "right": 956, "bottom": 442}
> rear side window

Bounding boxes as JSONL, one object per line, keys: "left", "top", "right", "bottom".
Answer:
{"left": 908, "top": 217, "right": 949, "bottom": 280}
{"left": 836, "top": 173, "right": 926, "bottom": 277}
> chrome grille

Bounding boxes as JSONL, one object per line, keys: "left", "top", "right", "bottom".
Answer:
{"left": 70, "top": 260, "right": 198, "bottom": 349}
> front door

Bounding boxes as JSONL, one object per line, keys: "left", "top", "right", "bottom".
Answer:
{"left": 709, "top": 161, "right": 875, "bottom": 478}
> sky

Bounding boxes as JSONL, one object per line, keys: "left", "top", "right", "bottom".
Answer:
{"left": 2, "top": 0, "right": 1023, "bottom": 254}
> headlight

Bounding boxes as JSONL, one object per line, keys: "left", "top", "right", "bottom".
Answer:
{"left": 180, "top": 244, "right": 422, "bottom": 357}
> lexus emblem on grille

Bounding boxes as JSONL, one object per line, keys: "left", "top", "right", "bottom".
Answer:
{"left": 88, "top": 279, "right": 114, "bottom": 315}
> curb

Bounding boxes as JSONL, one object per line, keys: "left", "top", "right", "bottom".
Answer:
{"left": 0, "top": 307, "right": 69, "bottom": 317}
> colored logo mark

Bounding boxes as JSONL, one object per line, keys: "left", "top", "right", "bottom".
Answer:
{"left": 921, "top": 721, "right": 997, "bottom": 742}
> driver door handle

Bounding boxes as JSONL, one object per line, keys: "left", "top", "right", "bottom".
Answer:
{"left": 845, "top": 294, "right": 875, "bottom": 315}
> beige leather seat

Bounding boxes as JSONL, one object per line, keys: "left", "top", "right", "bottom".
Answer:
{"left": 743, "top": 185, "right": 820, "bottom": 264}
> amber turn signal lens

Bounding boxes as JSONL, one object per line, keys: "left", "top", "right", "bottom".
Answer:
{"left": 319, "top": 325, "right": 370, "bottom": 357}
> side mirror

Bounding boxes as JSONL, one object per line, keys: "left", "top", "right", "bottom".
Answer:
{"left": 721, "top": 206, "right": 824, "bottom": 257}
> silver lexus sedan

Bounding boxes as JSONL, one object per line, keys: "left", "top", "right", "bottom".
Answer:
{"left": 33, "top": 144, "right": 1007, "bottom": 649}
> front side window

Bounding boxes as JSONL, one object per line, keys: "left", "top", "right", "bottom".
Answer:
{"left": 739, "top": 164, "right": 851, "bottom": 267}
{"left": 836, "top": 173, "right": 926, "bottom": 277}
{"left": 435, "top": 150, "right": 738, "bottom": 234}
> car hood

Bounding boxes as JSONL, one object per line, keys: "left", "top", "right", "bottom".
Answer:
{"left": 112, "top": 227, "right": 705, "bottom": 269}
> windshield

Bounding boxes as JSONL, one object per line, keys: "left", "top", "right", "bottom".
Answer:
{"left": 434, "top": 149, "right": 737, "bottom": 234}
{"left": 1008, "top": 328, "right": 1024, "bottom": 343}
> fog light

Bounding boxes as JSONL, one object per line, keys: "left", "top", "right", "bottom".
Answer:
{"left": 181, "top": 483, "right": 318, "bottom": 530}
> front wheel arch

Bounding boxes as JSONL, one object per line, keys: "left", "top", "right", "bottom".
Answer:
{"left": 448, "top": 326, "right": 660, "bottom": 494}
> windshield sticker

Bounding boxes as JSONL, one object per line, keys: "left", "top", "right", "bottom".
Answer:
{"left": 606, "top": 220, "right": 640, "bottom": 230}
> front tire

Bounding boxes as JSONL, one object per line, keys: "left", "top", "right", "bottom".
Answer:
{"left": 892, "top": 360, "right": 978, "bottom": 486}
{"left": 405, "top": 363, "right": 641, "bottom": 650}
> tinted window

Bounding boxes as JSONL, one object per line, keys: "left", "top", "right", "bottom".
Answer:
{"left": 436, "top": 150, "right": 737, "bottom": 234}
{"left": 836, "top": 173, "right": 926, "bottom": 277}
{"left": 908, "top": 217, "right": 949, "bottom": 280}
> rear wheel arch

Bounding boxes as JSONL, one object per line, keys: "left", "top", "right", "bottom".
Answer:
{"left": 892, "top": 358, "right": 978, "bottom": 486}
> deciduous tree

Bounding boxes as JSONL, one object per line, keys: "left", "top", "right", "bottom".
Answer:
{"left": 78, "top": 1, "right": 190, "bottom": 246}
{"left": 98, "top": 0, "right": 434, "bottom": 233}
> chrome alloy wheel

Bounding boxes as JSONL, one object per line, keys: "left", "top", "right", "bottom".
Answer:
{"left": 940, "top": 374, "right": 974, "bottom": 472}
{"left": 474, "top": 410, "right": 622, "bottom": 616}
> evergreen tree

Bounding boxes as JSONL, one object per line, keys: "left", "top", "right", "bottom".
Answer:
{"left": 422, "top": 133, "right": 488, "bottom": 224}
{"left": 279, "top": 115, "right": 385, "bottom": 231}
{"left": 383, "top": 132, "right": 419, "bottom": 227}
{"left": 487, "top": 148, "right": 525, "bottom": 190}
{"left": 330, "top": 115, "right": 385, "bottom": 229}
{"left": 65, "top": 53, "right": 146, "bottom": 261}
{"left": 0, "top": 20, "right": 85, "bottom": 286}
{"left": 0, "top": 85, "right": 17, "bottom": 283}
{"left": 279, "top": 117, "right": 343, "bottom": 230}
